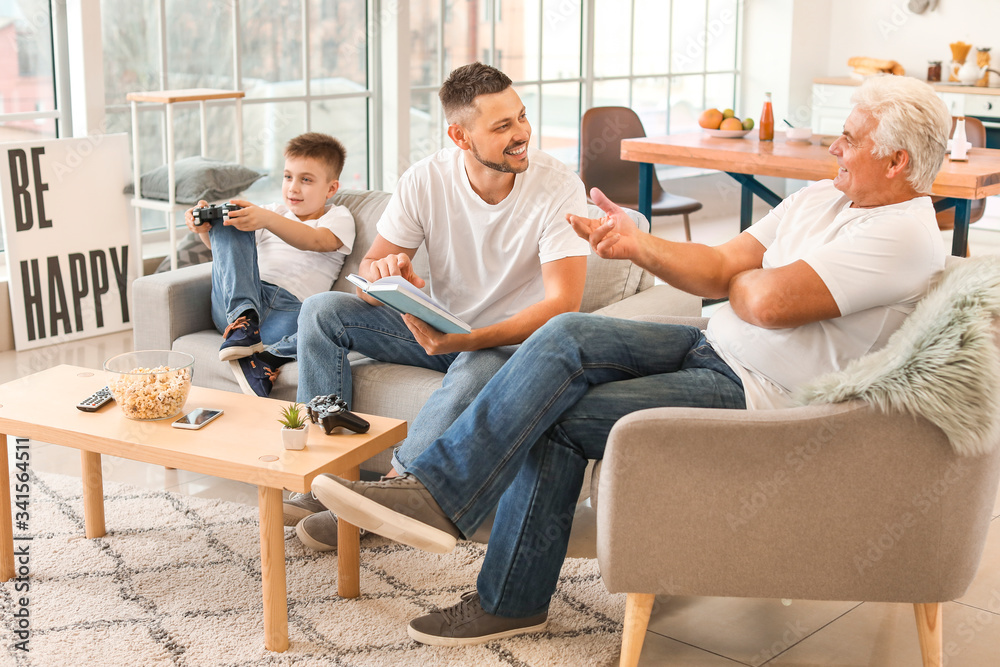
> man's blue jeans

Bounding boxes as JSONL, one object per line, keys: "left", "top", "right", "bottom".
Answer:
{"left": 405, "top": 313, "right": 746, "bottom": 618}
{"left": 295, "top": 291, "right": 515, "bottom": 468}
{"left": 209, "top": 222, "right": 300, "bottom": 358}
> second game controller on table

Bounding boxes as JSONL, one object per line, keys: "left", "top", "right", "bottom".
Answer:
{"left": 306, "top": 394, "right": 371, "bottom": 435}
{"left": 191, "top": 203, "right": 242, "bottom": 226}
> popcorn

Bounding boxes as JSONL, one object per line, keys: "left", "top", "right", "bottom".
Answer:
{"left": 108, "top": 364, "right": 192, "bottom": 420}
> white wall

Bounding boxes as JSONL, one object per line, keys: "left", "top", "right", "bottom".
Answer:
{"left": 740, "top": 0, "right": 832, "bottom": 129}
{"left": 826, "top": 0, "right": 1000, "bottom": 85}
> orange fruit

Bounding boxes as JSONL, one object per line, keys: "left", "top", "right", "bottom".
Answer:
{"left": 720, "top": 117, "right": 744, "bottom": 131}
{"left": 698, "top": 108, "right": 724, "bottom": 129}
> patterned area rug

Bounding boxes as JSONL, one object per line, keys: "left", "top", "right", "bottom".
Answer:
{"left": 0, "top": 470, "right": 625, "bottom": 666}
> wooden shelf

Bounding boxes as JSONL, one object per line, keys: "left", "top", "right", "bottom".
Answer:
{"left": 128, "top": 89, "right": 245, "bottom": 273}
{"left": 126, "top": 89, "right": 246, "bottom": 104}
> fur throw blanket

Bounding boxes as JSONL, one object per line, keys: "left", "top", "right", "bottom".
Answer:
{"left": 797, "top": 256, "right": 1000, "bottom": 456}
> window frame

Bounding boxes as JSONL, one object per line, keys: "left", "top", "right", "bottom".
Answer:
{"left": 100, "top": 0, "right": 378, "bottom": 248}
{"left": 407, "top": 0, "right": 743, "bottom": 175}
{"left": 0, "top": 0, "right": 68, "bottom": 270}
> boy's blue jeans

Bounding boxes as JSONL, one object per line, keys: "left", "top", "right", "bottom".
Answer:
{"left": 208, "top": 222, "right": 300, "bottom": 359}
{"left": 404, "top": 313, "right": 746, "bottom": 619}
{"left": 295, "top": 291, "right": 516, "bottom": 467}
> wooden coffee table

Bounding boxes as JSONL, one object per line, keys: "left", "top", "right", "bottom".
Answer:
{"left": 0, "top": 365, "right": 406, "bottom": 652}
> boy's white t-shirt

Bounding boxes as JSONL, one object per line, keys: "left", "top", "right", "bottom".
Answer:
{"left": 706, "top": 180, "right": 946, "bottom": 410}
{"left": 375, "top": 147, "right": 590, "bottom": 328}
{"left": 254, "top": 202, "right": 355, "bottom": 302}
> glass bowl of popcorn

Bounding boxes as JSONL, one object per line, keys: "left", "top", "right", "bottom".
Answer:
{"left": 104, "top": 350, "right": 194, "bottom": 421}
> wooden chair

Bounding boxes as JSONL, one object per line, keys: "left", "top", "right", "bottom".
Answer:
{"left": 580, "top": 107, "right": 703, "bottom": 241}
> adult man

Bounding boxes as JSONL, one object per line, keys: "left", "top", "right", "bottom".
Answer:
{"left": 309, "top": 75, "right": 952, "bottom": 645}
{"left": 284, "top": 62, "right": 590, "bottom": 550}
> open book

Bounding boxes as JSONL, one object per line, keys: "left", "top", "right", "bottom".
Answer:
{"left": 346, "top": 274, "right": 472, "bottom": 335}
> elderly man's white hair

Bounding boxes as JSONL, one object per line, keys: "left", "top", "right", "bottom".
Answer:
{"left": 850, "top": 75, "right": 951, "bottom": 193}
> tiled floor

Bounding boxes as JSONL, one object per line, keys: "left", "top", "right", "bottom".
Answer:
{"left": 4, "top": 202, "right": 1000, "bottom": 665}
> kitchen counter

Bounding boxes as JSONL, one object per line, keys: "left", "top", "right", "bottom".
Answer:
{"left": 814, "top": 76, "right": 1000, "bottom": 95}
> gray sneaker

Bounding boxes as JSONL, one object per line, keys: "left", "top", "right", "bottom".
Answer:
{"left": 408, "top": 591, "right": 548, "bottom": 647}
{"left": 295, "top": 510, "right": 342, "bottom": 552}
{"left": 283, "top": 490, "right": 326, "bottom": 527}
{"left": 311, "top": 473, "right": 461, "bottom": 554}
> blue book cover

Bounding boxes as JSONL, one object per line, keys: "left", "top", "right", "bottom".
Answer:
{"left": 346, "top": 274, "right": 472, "bottom": 334}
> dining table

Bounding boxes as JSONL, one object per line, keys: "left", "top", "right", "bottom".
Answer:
{"left": 621, "top": 132, "right": 1000, "bottom": 256}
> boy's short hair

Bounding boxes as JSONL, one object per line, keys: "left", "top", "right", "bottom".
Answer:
{"left": 284, "top": 132, "right": 346, "bottom": 181}
{"left": 439, "top": 62, "right": 513, "bottom": 125}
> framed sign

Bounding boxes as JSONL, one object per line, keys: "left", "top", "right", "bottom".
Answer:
{"left": 0, "top": 134, "right": 134, "bottom": 351}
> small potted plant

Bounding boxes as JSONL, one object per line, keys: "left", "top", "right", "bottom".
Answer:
{"left": 278, "top": 402, "right": 309, "bottom": 450}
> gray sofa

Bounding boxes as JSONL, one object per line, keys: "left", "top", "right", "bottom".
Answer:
{"left": 133, "top": 189, "right": 701, "bottom": 472}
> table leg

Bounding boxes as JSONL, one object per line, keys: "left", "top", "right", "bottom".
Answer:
{"left": 638, "top": 163, "right": 653, "bottom": 223}
{"left": 337, "top": 465, "right": 361, "bottom": 599}
{"left": 952, "top": 198, "right": 971, "bottom": 257}
{"left": 258, "top": 486, "right": 288, "bottom": 652}
{"left": 0, "top": 435, "right": 14, "bottom": 580}
{"left": 725, "top": 173, "right": 784, "bottom": 232}
{"left": 740, "top": 182, "right": 754, "bottom": 232}
{"left": 81, "top": 451, "right": 106, "bottom": 538}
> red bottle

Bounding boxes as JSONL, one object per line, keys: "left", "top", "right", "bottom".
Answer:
{"left": 759, "top": 92, "right": 774, "bottom": 142}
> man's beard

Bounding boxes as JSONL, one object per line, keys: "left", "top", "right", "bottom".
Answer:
{"left": 469, "top": 141, "right": 529, "bottom": 174}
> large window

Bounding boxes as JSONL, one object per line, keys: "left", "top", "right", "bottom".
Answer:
{"left": 100, "top": 0, "right": 373, "bottom": 234}
{"left": 410, "top": 0, "right": 585, "bottom": 169}
{"left": 0, "top": 0, "right": 61, "bottom": 255}
{"left": 409, "top": 0, "right": 742, "bottom": 173}
{"left": 593, "top": 0, "right": 741, "bottom": 140}
{"left": 0, "top": 0, "right": 58, "bottom": 144}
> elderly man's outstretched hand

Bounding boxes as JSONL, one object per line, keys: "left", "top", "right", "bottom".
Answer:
{"left": 566, "top": 188, "right": 641, "bottom": 261}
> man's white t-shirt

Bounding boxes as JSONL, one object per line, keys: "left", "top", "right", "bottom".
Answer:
{"left": 376, "top": 147, "right": 590, "bottom": 328}
{"left": 255, "top": 202, "right": 355, "bottom": 302}
{"left": 706, "top": 180, "right": 946, "bottom": 409}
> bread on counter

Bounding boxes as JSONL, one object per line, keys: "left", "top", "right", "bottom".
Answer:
{"left": 847, "top": 56, "right": 905, "bottom": 77}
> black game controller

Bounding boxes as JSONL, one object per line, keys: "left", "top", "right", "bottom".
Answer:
{"left": 191, "top": 203, "right": 242, "bottom": 226}
{"left": 306, "top": 394, "right": 370, "bottom": 435}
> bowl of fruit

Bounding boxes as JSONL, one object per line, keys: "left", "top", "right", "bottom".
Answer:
{"left": 699, "top": 108, "right": 754, "bottom": 138}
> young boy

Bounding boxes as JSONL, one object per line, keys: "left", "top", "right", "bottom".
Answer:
{"left": 184, "top": 132, "right": 355, "bottom": 395}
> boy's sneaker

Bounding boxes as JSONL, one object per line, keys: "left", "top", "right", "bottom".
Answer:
{"left": 230, "top": 354, "right": 279, "bottom": 397}
{"left": 283, "top": 490, "right": 326, "bottom": 526}
{"left": 407, "top": 591, "right": 548, "bottom": 647}
{"left": 219, "top": 315, "right": 263, "bottom": 361}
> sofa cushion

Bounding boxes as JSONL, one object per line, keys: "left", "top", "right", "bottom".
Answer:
{"left": 124, "top": 156, "right": 264, "bottom": 204}
{"left": 580, "top": 205, "right": 654, "bottom": 313}
{"left": 155, "top": 231, "right": 214, "bottom": 273}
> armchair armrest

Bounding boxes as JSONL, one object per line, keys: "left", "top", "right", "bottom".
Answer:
{"left": 591, "top": 284, "right": 701, "bottom": 320}
{"left": 132, "top": 263, "right": 214, "bottom": 351}
{"left": 596, "top": 401, "right": 1000, "bottom": 603}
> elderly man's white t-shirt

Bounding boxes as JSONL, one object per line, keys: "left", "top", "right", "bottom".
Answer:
{"left": 706, "top": 180, "right": 946, "bottom": 409}
{"left": 255, "top": 202, "right": 356, "bottom": 302}
{"left": 376, "top": 147, "right": 590, "bottom": 328}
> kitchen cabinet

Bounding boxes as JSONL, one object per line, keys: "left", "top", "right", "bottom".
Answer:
{"left": 812, "top": 77, "right": 1000, "bottom": 143}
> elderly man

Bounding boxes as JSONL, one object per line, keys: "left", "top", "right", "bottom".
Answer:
{"left": 310, "top": 75, "right": 952, "bottom": 645}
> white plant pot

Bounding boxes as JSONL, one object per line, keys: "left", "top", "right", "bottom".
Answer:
{"left": 281, "top": 424, "right": 309, "bottom": 450}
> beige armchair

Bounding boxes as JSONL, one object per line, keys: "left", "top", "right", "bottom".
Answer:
{"left": 594, "top": 314, "right": 1000, "bottom": 667}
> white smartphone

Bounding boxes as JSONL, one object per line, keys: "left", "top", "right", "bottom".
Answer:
{"left": 171, "top": 408, "right": 224, "bottom": 429}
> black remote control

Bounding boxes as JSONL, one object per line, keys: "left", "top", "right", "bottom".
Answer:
{"left": 77, "top": 386, "right": 113, "bottom": 412}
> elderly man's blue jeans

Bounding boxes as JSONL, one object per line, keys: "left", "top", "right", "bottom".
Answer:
{"left": 295, "top": 291, "right": 515, "bottom": 467}
{"left": 405, "top": 313, "right": 746, "bottom": 618}
{"left": 208, "top": 221, "right": 300, "bottom": 358}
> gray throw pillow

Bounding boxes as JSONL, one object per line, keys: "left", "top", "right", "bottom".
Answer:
{"left": 124, "top": 156, "right": 264, "bottom": 204}
{"left": 155, "top": 231, "right": 214, "bottom": 273}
